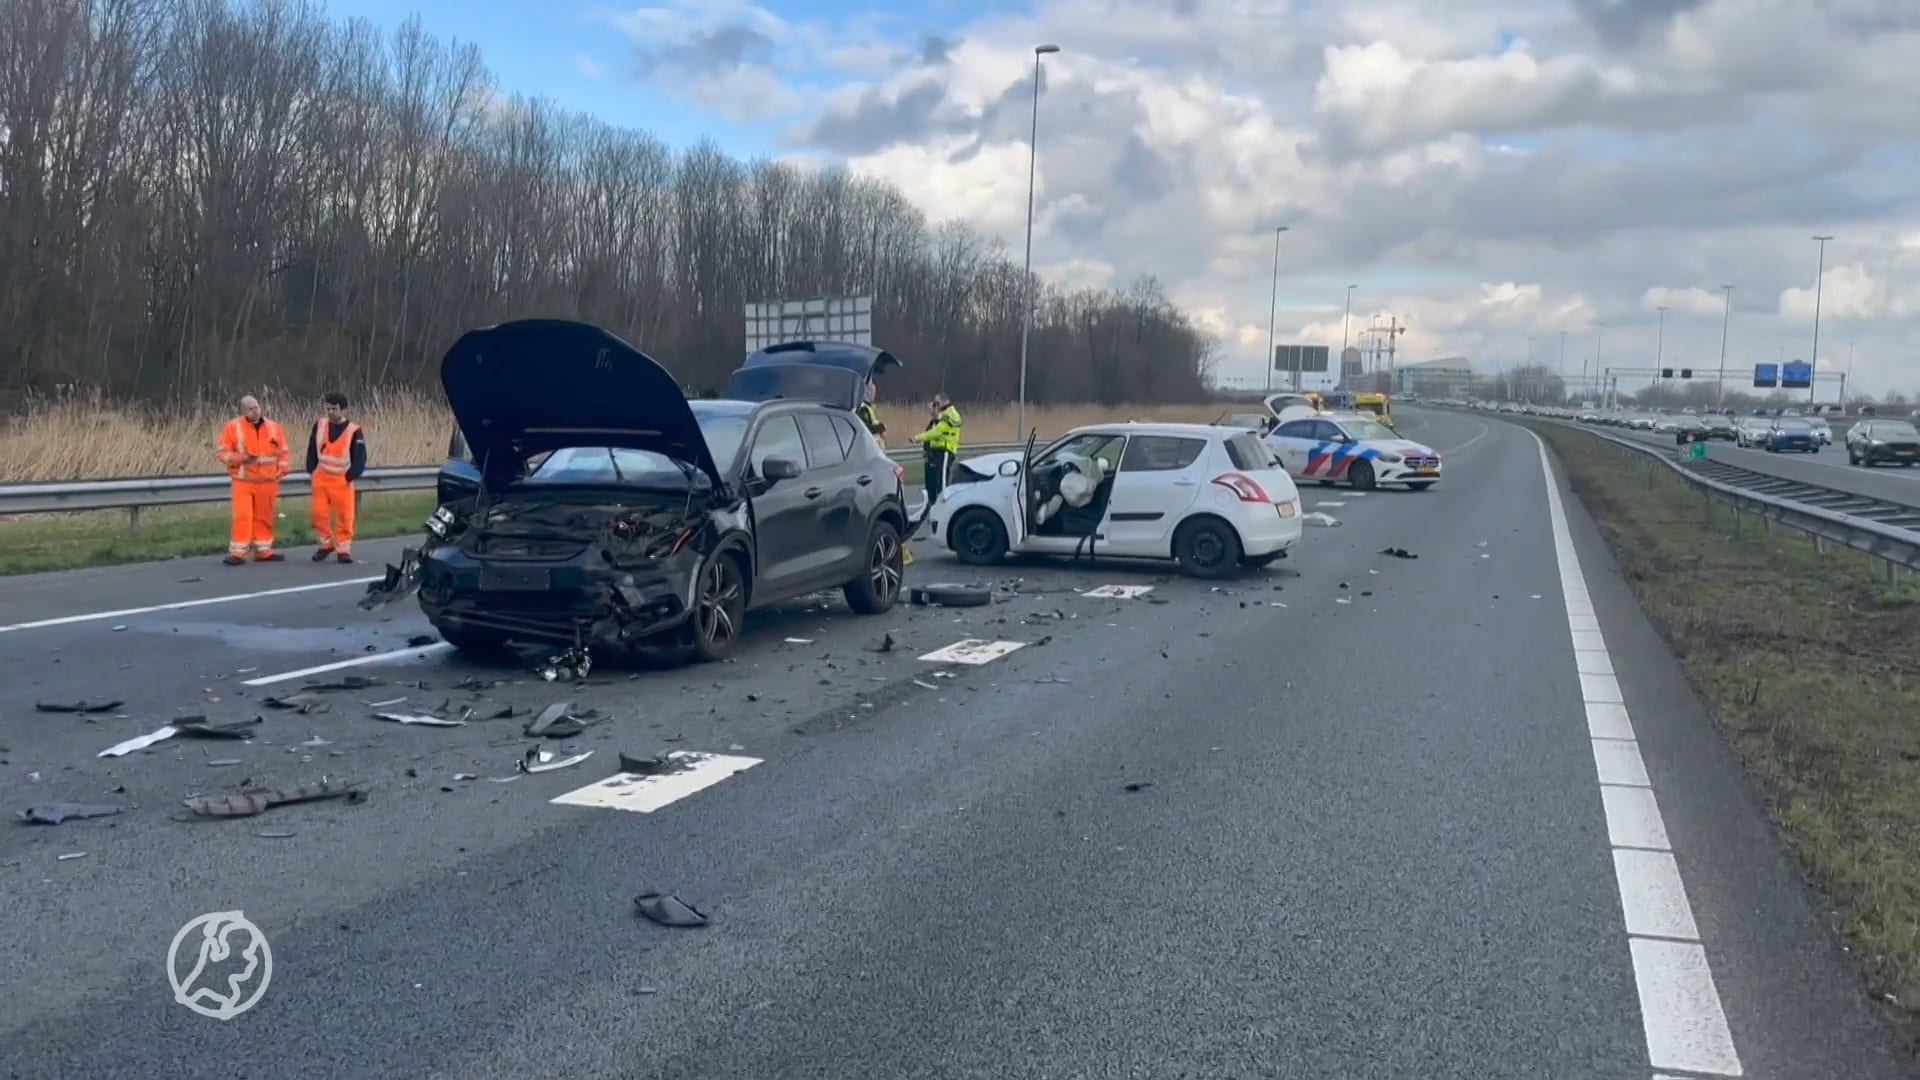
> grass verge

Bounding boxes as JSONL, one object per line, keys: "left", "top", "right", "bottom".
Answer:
{"left": 1526, "top": 420, "right": 1920, "bottom": 1036}
{"left": 2, "top": 470, "right": 944, "bottom": 576}
{"left": 0, "top": 493, "right": 438, "bottom": 576}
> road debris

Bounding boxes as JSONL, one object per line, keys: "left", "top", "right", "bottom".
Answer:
{"left": 1301, "top": 512, "right": 1342, "bottom": 527}
{"left": 908, "top": 583, "right": 993, "bottom": 608}
{"left": 359, "top": 549, "right": 424, "bottom": 609}
{"left": 406, "top": 634, "right": 436, "bottom": 647}
{"left": 303, "top": 675, "right": 384, "bottom": 692}
{"left": 1123, "top": 781, "right": 1152, "bottom": 792}
{"left": 525, "top": 702, "right": 601, "bottom": 738}
{"left": 262, "top": 693, "right": 330, "bottom": 713}
{"left": 255, "top": 830, "right": 296, "bottom": 839}
{"left": 96, "top": 716, "right": 260, "bottom": 758}
{"left": 183, "top": 778, "right": 365, "bottom": 818}
{"left": 19, "top": 802, "right": 125, "bottom": 825}
{"left": 634, "top": 892, "right": 708, "bottom": 928}
{"left": 1380, "top": 547, "right": 1418, "bottom": 559}
{"left": 374, "top": 712, "right": 467, "bottom": 727}
{"left": 56, "top": 852, "right": 87, "bottom": 861}
{"left": 35, "top": 700, "right": 124, "bottom": 714}
{"left": 866, "top": 632, "right": 896, "bottom": 653}
{"left": 616, "top": 751, "right": 699, "bottom": 776}
{"left": 520, "top": 747, "right": 594, "bottom": 774}
{"left": 540, "top": 646, "right": 592, "bottom": 682}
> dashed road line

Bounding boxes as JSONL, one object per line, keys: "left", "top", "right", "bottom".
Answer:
{"left": 241, "top": 643, "right": 455, "bottom": 686}
{"left": 550, "top": 751, "right": 762, "bottom": 813}
{"left": 918, "top": 639, "right": 1026, "bottom": 665}
{"left": 1532, "top": 430, "right": 1743, "bottom": 1077}
{"left": 0, "top": 576, "right": 381, "bottom": 634}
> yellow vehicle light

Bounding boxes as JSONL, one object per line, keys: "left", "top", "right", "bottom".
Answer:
{"left": 1277, "top": 500, "right": 1299, "bottom": 518}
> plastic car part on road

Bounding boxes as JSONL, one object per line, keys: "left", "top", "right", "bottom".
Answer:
{"left": 909, "top": 583, "right": 993, "bottom": 608}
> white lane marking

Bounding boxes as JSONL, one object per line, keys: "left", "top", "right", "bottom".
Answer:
{"left": 1587, "top": 703, "right": 1636, "bottom": 740}
{"left": 1592, "top": 738, "right": 1652, "bottom": 787}
{"left": 1614, "top": 849, "right": 1702, "bottom": 941}
{"left": 1630, "top": 938, "right": 1743, "bottom": 1076}
{"left": 550, "top": 751, "right": 762, "bottom": 813}
{"left": 241, "top": 643, "right": 455, "bottom": 686}
{"left": 1083, "top": 585, "right": 1154, "bottom": 599}
{"left": 1577, "top": 650, "right": 1616, "bottom": 675}
{"left": 1531, "top": 429, "right": 1742, "bottom": 1076}
{"left": 918, "top": 639, "right": 1026, "bottom": 665}
{"left": 1580, "top": 672, "right": 1625, "bottom": 703}
{"left": 0, "top": 576, "right": 380, "bottom": 634}
{"left": 1315, "top": 500, "right": 1348, "bottom": 508}
{"left": 1443, "top": 423, "right": 1494, "bottom": 456}
{"left": 1602, "top": 785, "right": 1673, "bottom": 850}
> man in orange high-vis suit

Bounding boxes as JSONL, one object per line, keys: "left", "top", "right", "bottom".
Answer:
{"left": 305, "top": 392, "right": 368, "bottom": 563}
{"left": 215, "top": 395, "right": 290, "bottom": 565}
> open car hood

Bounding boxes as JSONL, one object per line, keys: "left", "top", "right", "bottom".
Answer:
{"left": 440, "top": 319, "right": 721, "bottom": 487}
{"left": 723, "top": 341, "right": 902, "bottom": 411}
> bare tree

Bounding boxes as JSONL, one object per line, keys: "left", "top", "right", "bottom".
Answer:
{"left": 0, "top": 0, "right": 1219, "bottom": 407}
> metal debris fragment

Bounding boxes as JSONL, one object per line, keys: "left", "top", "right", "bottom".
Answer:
{"left": 263, "top": 693, "right": 330, "bottom": 713}
{"left": 519, "top": 747, "right": 594, "bottom": 774}
{"left": 540, "top": 645, "right": 592, "bottom": 682}
{"left": 183, "top": 779, "right": 364, "bottom": 818}
{"left": 634, "top": 892, "right": 708, "bottom": 928}
{"left": 1301, "top": 512, "right": 1342, "bottom": 527}
{"left": 35, "top": 700, "right": 124, "bottom": 714}
{"left": 1380, "top": 547, "right": 1418, "bottom": 559}
{"left": 374, "top": 712, "right": 466, "bottom": 727}
{"left": 302, "top": 675, "right": 384, "bottom": 692}
{"left": 19, "top": 803, "right": 124, "bottom": 825}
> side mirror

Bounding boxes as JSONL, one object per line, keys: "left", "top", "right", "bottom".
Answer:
{"left": 761, "top": 457, "right": 802, "bottom": 482}
{"left": 997, "top": 459, "right": 1020, "bottom": 477}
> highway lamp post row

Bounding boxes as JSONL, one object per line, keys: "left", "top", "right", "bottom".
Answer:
{"left": 1264, "top": 225, "right": 1289, "bottom": 394}
{"left": 1015, "top": 43, "right": 1060, "bottom": 442}
{"left": 1809, "top": 235, "right": 1832, "bottom": 406}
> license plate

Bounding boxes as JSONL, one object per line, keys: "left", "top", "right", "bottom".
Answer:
{"left": 1415, "top": 466, "right": 1439, "bottom": 475}
{"left": 1899, "top": 449, "right": 1916, "bottom": 457}
{"left": 478, "top": 566, "right": 550, "bottom": 591}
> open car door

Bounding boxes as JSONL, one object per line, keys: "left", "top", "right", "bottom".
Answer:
{"left": 1012, "top": 427, "right": 1040, "bottom": 548}
{"left": 723, "top": 341, "right": 902, "bottom": 410}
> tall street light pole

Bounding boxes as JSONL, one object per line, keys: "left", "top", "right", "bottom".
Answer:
{"left": 1716, "top": 285, "right": 1732, "bottom": 407}
{"left": 1015, "top": 43, "right": 1060, "bottom": 441}
{"left": 1263, "top": 226, "right": 1290, "bottom": 394}
{"left": 1809, "top": 235, "right": 1832, "bottom": 406}
{"left": 1586, "top": 322, "right": 1601, "bottom": 402}
{"left": 1340, "top": 284, "right": 1356, "bottom": 354}
{"left": 1654, "top": 304, "right": 1667, "bottom": 397}
{"left": 1558, "top": 330, "right": 1568, "bottom": 401}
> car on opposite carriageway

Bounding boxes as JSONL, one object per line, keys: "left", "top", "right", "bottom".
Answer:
{"left": 403, "top": 320, "right": 912, "bottom": 665}
{"left": 924, "top": 422, "right": 1303, "bottom": 579}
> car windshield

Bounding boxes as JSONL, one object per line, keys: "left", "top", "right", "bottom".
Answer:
{"left": 1339, "top": 419, "right": 1396, "bottom": 440}
{"left": 1775, "top": 420, "right": 1812, "bottom": 432}
{"left": 1873, "top": 422, "right": 1919, "bottom": 438}
{"left": 523, "top": 410, "right": 751, "bottom": 483}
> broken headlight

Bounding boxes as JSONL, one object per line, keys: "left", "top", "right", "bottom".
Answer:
{"left": 425, "top": 505, "right": 459, "bottom": 540}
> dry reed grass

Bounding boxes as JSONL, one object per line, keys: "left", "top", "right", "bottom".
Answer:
{"left": 0, "top": 391, "right": 1229, "bottom": 483}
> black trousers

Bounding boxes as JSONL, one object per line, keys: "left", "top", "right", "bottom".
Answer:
{"left": 921, "top": 448, "right": 951, "bottom": 518}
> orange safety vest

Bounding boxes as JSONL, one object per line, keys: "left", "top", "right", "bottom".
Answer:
{"left": 313, "top": 419, "right": 361, "bottom": 477}
{"left": 217, "top": 416, "right": 289, "bottom": 483}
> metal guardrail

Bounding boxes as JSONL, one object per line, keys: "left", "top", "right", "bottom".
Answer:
{"left": 0, "top": 443, "right": 1031, "bottom": 524}
{"left": 1471, "top": 410, "right": 1920, "bottom": 580}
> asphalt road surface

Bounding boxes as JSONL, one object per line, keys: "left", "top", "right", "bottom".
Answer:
{"left": 2, "top": 410, "right": 1912, "bottom": 1079}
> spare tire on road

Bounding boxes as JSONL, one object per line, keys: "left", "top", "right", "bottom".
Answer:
{"left": 908, "top": 583, "right": 993, "bottom": 608}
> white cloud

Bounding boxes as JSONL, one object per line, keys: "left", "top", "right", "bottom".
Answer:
{"left": 615, "top": 0, "right": 1920, "bottom": 396}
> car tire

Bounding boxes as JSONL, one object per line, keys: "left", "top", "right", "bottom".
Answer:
{"left": 438, "top": 625, "right": 514, "bottom": 657}
{"left": 1173, "top": 516, "right": 1243, "bottom": 580}
{"left": 948, "top": 508, "right": 1010, "bottom": 566}
{"left": 1348, "top": 460, "right": 1377, "bottom": 490}
{"left": 1406, "top": 481, "right": 1436, "bottom": 491}
{"left": 688, "top": 552, "right": 746, "bottom": 664}
{"left": 908, "top": 583, "right": 992, "bottom": 607}
{"left": 844, "top": 519, "right": 905, "bottom": 615}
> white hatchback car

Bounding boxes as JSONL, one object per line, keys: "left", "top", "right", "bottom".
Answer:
{"left": 923, "top": 422, "right": 1305, "bottom": 578}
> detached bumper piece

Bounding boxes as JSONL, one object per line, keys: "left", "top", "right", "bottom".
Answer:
{"left": 360, "top": 548, "right": 425, "bottom": 610}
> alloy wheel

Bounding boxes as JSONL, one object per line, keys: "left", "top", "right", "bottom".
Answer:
{"left": 870, "top": 532, "right": 903, "bottom": 603}
{"left": 696, "top": 559, "right": 742, "bottom": 645}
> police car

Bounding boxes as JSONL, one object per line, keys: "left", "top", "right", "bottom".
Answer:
{"left": 1263, "top": 411, "right": 1441, "bottom": 491}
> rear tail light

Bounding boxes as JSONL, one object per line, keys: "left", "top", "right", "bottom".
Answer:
{"left": 1212, "top": 473, "right": 1270, "bottom": 502}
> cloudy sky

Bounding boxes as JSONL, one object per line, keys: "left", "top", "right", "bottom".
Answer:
{"left": 323, "top": 0, "right": 1920, "bottom": 397}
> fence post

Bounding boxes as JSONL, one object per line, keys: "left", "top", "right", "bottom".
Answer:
{"left": 127, "top": 505, "right": 144, "bottom": 535}
{"left": 1814, "top": 535, "right": 1827, "bottom": 555}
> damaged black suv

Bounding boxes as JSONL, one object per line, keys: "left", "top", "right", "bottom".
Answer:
{"left": 406, "top": 319, "right": 911, "bottom": 664}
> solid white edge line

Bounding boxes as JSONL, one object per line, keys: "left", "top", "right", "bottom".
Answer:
{"left": 0, "top": 576, "right": 382, "bottom": 634}
{"left": 1530, "top": 428, "right": 1743, "bottom": 1077}
{"left": 242, "top": 642, "right": 455, "bottom": 686}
